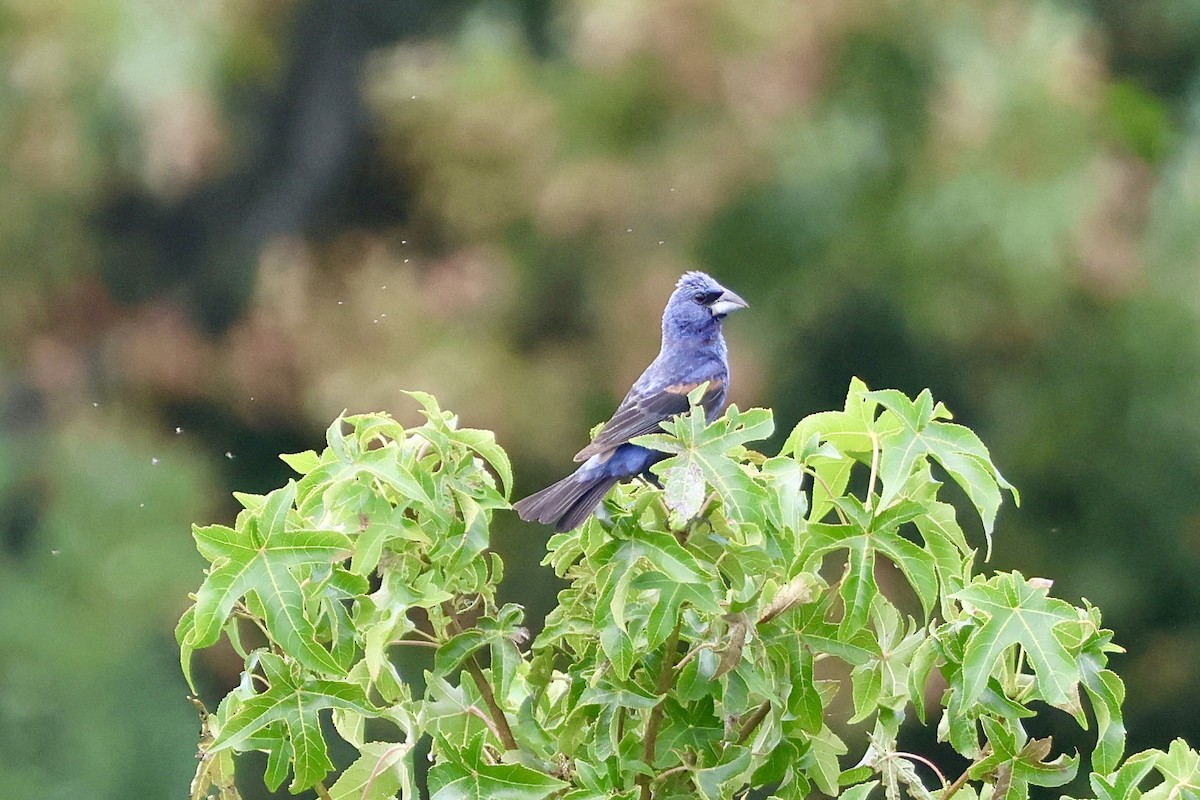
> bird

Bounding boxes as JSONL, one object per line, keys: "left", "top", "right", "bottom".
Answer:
{"left": 514, "top": 271, "right": 748, "bottom": 532}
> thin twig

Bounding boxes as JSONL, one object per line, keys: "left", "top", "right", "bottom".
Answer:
{"left": 465, "top": 705, "right": 503, "bottom": 742}
{"left": 804, "top": 468, "right": 850, "bottom": 525}
{"left": 363, "top": 743, "right": 411, "bottom": 800}
{"left": 464, "top": 655, "right": 519, "bottom": 750}
{"left": 233, "top": 604, "right": 272, "bottom": 641}
{"left": 673, "top": 642, "right": 715, "bottom": 673}
{"left": 414, "top": 434, "right": 432, "bottom": 462}
{"left": 443, "top": 606, "right": 520, "bottom": 752}
{"left": 410, "top": 626, "right": 440, "bottom": 643}
{"left": 894, "top": 751, "right": 949, "bottom": 790}
{"left": 1012, "top": 645, "right": 1028, "bottom": 699}
{"left": 650, "top": 763, "right": 692, "bottom": 788}
{"left": 388, "top": 638, "right": 439, "bottom": 649}
{"left": 638, "top": 623, "right": 682, "bottom": 800}
{"left": 942, "top": 754, "right": 986, "bottom": 800}
{"left": 735, "top": 701, "right": 771, "bottom": 745}
{"left": 865, "top": 430, "right": 880, "bottom": 511}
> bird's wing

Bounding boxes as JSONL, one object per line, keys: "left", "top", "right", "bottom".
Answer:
{"left": 573, "top": 376, "right": 725, "bottom": 462}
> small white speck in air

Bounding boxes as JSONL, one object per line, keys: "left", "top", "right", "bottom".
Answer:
{"left": 50, "top": 549, "right": 60, "bottom": 556}
{"left": 337, "top": 300, "right": 344, "bottom": 305}
{"left": 140, "top": 503, "right": 145, "bottom": 508}
{"left": 626, "top": 228, "right": 632, "bottom": 233}
{"left": 225, "top": 451, "right": 235, "bottom": 459}
{"left": 151, "top": 457, "right": 159, "bottom": 465}
{"left": 175, "top": 427, "right": 183, "bottom": 434}
{"left": 92, "top": 402, "right": 99, "bottom": 408}
{"left": 658, "top": 241, "right": 664, "bottom": 245}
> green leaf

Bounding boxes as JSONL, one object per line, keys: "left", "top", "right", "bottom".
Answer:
{"left": 436, "top": 628, "right": 488, "bottom": 676}
{"left": 907, "top": 635, "right": 940, "bottom": 723}
{"left": 975, "top": 718, "right": 1078, "bottom": 798}
{"left": 281, "top": 449, "right": 321, "bottom": 475}
{"left": 784, "top": 377, "right": 879, "bottom": 524}
{"left": 804, "top": 516, "right": 937, "bottom": 629}
{"left": 850, "top": 660, "right": 884, "bottom": 724}
{"left": 695, "top": 745, "right": 753, "bottom": 800}
{"left": 454, "top": 427, "right": 514, "bottom": 498}
{"left": 1142, "top": 740, "right": 1200, "bottom": 800}
{"left": 761, "top": 456, "right": 808, "bottom": 535}
{"left": 1090, "top": 748, "right": 1159, "bottom": 800}
{"left": 209, "top": 677, "right": 375, "bottom": 792}
{"left": 801, "top": 725, "right": 848, "bottom": 796}
{"left": 329, "top": 741, "right": 410, "bottom": 800}
{"left": 839, "top": 780, "right": 880, "bottom": 800}
{"left": 913, "top": 501, "right": 974, "bottom": 609}
{"left": 429, "top": 734, "right": 567, "bottom": 800}
{"left": 953, "top": 572, "right": 1079, "bottom": 708}
{"left": 190, "top": 737, "right": 239, "bottom": 800}
{"left": 599, "top": 622, "right": 634, "bottom": 680}
{"left": 864, "top": 389, "right": 1017, "bottom": 556}
{"left": 635, "top": 572, "right": 724, "bottom": 648}
{"left": 189, "top": 518, "right": 352, "bottom": 674}
{"left": 424, "top": 677, "right": 494, "bottom": 750}
{"left": 637, "top": 404, "right": 773, "bottom": 522}
{"left": 176, "top": 606, "right": 199, "bottom": 693}
{"left": 661, "top": 458, "right": 706, "bottom": 523}
{"left": 591, "top": 526, "right": 715, "bottom": 651}
{"left": 1080, "top": 653, "right": 1126, "bottom": 775}
{"left": 782, "top": 376, "right": 877, "bottom": 460}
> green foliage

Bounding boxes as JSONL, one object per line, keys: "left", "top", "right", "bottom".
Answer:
{"left": 179, "top": 384, "right": 1196, "bottom": 799}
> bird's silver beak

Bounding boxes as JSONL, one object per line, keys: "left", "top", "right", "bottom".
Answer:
{"left": 709, "top": 288, "right": 748, "bottom": 317}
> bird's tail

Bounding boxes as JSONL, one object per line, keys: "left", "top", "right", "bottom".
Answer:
{"left": 513, "top": 469, "right": 619, "bottom": 533}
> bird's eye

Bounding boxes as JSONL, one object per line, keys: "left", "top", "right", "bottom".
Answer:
{"left": 693, "top": 290, "right": 722, "bottom": 305}
{"left": 692, "top": 292, "right": 707, "bottom": 304}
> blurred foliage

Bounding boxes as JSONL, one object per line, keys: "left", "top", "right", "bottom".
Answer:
{"left": 3, "top": 0, "right": 1200, "bottom": 796}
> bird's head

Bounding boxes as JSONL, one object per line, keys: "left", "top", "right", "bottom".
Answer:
{"left": 662, "top": 271, "right": 748, "bottom": 339}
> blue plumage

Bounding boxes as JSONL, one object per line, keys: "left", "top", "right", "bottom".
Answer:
{"left": 514, "top": 272, "right": 748, "bottom": 531}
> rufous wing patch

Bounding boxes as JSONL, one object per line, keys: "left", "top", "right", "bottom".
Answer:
{"left": 663, "top": 377, "right": 723, "bottom": 395}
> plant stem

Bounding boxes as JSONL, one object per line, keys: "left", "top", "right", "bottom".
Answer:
{"left": 736, "top": 701, "right": 771, "bottom": 745}
{"left": 314, "top": 780, "right": 333, "bottom": 800}
{"left": 942, "top": 763, "right": 975, "bottom": 800}
{"left": 651, "top": 763, "right": 692, "bottom": 787}
{"left": 893, "top": 751, "right": 949, "bottom": 790}
{"left": 673, "top": 641, "right": 714, "bottom": 673}
{"left": 389, "top": 637, "right": 439, "bottom": 649}
{"left": 444, "top": 604, "right": 520, "bottom": 752}
{"left": 804, "top": 468, "right": 851, "bottom": 525}
{"left": 638, "top": 623, "right": 683, "bottom": 800}
{"left": 865, "top": 430, "right": 880, "bottom": 511}
{"left": 465, "top": 651, "right": 519, "bottom": 751}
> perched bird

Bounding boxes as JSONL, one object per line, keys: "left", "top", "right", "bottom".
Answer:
{"left": 514, "top": 271, "right": 748, "bottom": 532}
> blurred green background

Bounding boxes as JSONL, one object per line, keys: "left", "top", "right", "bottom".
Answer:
{"left": 3, "top": 0, "right": 1200, "bottom": 796}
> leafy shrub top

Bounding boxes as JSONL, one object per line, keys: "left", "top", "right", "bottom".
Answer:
{"left": 178, "top": 382, "right": 1196, "bottom": 800}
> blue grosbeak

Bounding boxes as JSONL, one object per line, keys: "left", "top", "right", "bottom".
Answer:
{"left": 514, "top": 271, "right": 748, "bottom": 531}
